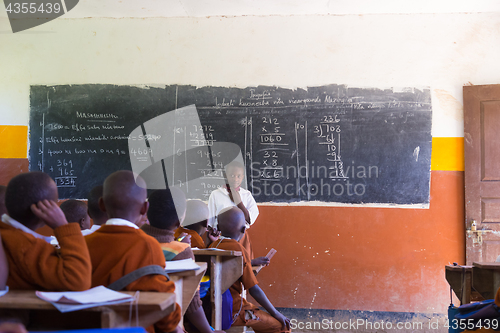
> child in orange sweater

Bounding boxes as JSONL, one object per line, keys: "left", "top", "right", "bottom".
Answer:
{"left": 142, "top": 188, "right": 223, "bottom": 333}
{"left": 174, "top": 199, "right": 220, "bottom": 249}
{"left": 0, "top": 171, "right": 91, "bottom": 291}
{"left": 85, "top": 170, "right": 182, "bottom": 333}
{"left": 209, "top": 207, "right": 290, "bottom": 333}
{"left": 60, "top": 199, "right": 91, "bottom": 233}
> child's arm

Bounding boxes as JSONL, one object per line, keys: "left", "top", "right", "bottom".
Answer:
{"left": 0, "top": 232, "right": 7, "bottom": 290}
{"left": 226, "top": 187, "right": 251, "bottom": 224}
{"left": 28, "top": 200, "right": 92, "bottom": 291}
{"left": 204, "top": 225, "right": 220, "bottom": 247}
{"left": 185, "top": 305, "right": 216, "bottom": 333}
{"left": 248, "top": 285, "right": 290, "bottom": 331}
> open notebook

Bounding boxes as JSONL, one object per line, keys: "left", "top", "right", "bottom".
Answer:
{"left": 164, "top": 258, "right": 200, "bottom": 273}
{"left": 36, "top": 285, "right": 134, "bottom": 312}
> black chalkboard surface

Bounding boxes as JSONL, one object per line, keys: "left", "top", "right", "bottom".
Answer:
{"left": 29, "top": 84, "right": 432, "bottom": 205}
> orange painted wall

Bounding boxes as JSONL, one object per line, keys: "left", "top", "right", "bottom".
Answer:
{"left": 248, "top": 171, "right": 465, "bottom": 313}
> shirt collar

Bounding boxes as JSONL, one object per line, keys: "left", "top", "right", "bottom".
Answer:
{"left": 89, "top": 224, "right": 101, "bottom": 231}
{"left": 1, "top": 214, "right": 56, "bottom": 244}
{"left": 105, "top": 218, "right": 139, "bottom": 229}
{"left": 81, "top": 224, "right": 101, "bottom": 236}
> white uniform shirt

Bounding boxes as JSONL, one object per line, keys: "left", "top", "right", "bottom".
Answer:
{"left": 81, "top": 224, "right": 102, "bottom": 236}
{"left": 207, "top": 187, "right": 259, "bottom": 228}
{"left": 1, "top": 214, "right": 57, "bottom": 245}
{"left": 105, "top": 218, "right": 139, "bottom": 229}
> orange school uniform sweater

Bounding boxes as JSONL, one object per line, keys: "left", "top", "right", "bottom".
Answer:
{"left": 0, "top": 221, "right": 91, "bottom": 291}
{"left": 209, "top": 238, "right": 259, "bottom": 316}
{"left": 174, "top": 226, "right": 206, "bottom": 249}
{"left": 141, "top": 224, "right": 203, "bottom": 314}
{"left": 85, "top": 225, "right": 181, "bottom": 333}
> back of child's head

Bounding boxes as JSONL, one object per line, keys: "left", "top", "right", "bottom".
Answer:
{"left": 147, "top": 187, "right": 186, "bottom": 230}
{"left": 87, "top": 185, "right": 107, "bottom": 225}
{"left": 102, "top": 170, "right": 147, "bottom": 218}
{"left": 60, "top": 199, "right": 90, "bottom": 230}
{"left": 183, "top": 199, "right": 209, "bottom": 229}
{"left": 5, "top": 172, "right": 57, "bottom": 227}
{"left": 0, "top": 185, "right": 7, "bottom": 217}
{"left": 217, "top": 206, "right": 246, "bottom": 240}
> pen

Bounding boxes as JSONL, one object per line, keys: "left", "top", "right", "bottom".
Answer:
{"left": 177, "top": 235, "right": 186, "bottom": 242}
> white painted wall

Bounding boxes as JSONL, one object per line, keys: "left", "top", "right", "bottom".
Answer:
{"left": 60, "top": 0, "right": 500, "bottom": 18}
{"left": 1, "top": 2, "right": 500, "bottom": 137}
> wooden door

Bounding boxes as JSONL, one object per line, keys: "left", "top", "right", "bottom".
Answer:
{"left": 464, "top": 84, "right": 500, "bottom": 264}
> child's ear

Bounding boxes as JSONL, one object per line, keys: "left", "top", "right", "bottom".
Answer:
{"left": 140, "top": 201, "right": 149, "bottom": 216}
{"left": 79, "top": 217, "right": 85, "bottom": 228}
{"left": 98, "top": 197, "right": 106, "bottom": 212}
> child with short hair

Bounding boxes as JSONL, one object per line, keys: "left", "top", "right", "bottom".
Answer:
{"left": 85, "top": 185, "right": 107, "bottom": 234}
{"left": 174, "top": 199, "right": 219, "bottom": 249}
{"left": 142, "top": 188, "right": 222, "bottom": 333}
{"left": 60, "top": 199, "right": 91, "bottom": 232}
{"left": 209, "top": 207, "right": 290, "bottom": 333}
{"left": 208, "top": 161, "right": 269, "bottom": 266}
{"left": 84, "top": 170, "right": 181, "bottom": 333}
{"left": 0, "top": 171, "right": 91, "bottom": 291}
{"left": 142, "top": 188, "right": 192, "bottom": 261}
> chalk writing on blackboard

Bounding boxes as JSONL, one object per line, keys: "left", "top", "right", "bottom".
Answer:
{"left": 29, "top": 84, "right": 432, "bottom": 206}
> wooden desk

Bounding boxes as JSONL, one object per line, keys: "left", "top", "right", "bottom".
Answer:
{"left": 0, "top": 290, "right": 176, "bottom": 330}
{"left": 192, "top": 249, "right": 243, "bottom": 330}
{"left": 446, "top": 265, "right": 473, "bottom": 304}
{"left": 169, "top": 262, "right": 207, "bottom": 316}
{"left": 472, "top": 262, "right": 500, "bottom": 300}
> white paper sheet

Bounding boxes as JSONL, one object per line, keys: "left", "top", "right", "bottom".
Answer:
{"left": 164, "top": 258, "right": 200, "bottom": 273}
{"left": 36, "top": 285, "right": 134, "bottom": 312}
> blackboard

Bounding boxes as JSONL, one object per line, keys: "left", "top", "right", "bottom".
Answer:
{"left": 29, "top": 84, "right": 432, "bottom": 205}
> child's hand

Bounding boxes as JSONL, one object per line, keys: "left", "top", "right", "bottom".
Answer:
{"left": 177, "top": 233, "right": 191, "bottom": 245}
{"left": 207, "top": 226, "right": 220, "bottom": 243}
{"left": 251, "top": 256, "right": 270, "bottom": 266}
{"left": 271, "top": 310, "right": 290, "bottom": 331}
{"left": 31, "top": 200, "right": 68, "bottom": 229}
